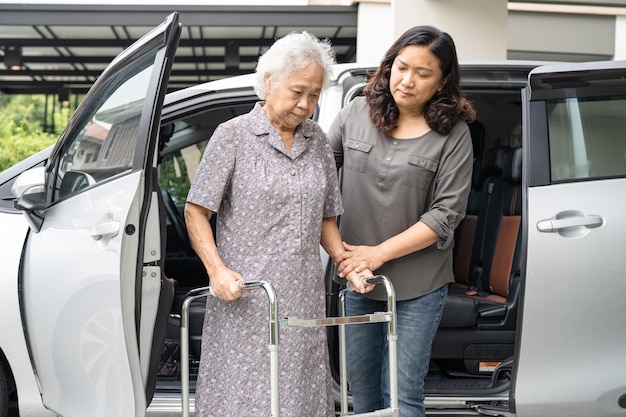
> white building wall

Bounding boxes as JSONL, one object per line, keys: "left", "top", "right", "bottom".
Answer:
{"left": 355, "top": 0, "right": 507, "bottom": 64}
{"left": 355, "top": 2, "right": 393, "bottom": 63}
{"left": 508, "top": 10, "right": 615, "bottom": 61}
{"left": 358, "top": 0, "right": 626, "bottom": 63}
{"left": 391, "top": 0, "right": 507, "bottom": 61}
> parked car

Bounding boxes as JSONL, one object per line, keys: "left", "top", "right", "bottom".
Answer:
{"left": 1, "top": 11, "right": 626, "bottom": 417}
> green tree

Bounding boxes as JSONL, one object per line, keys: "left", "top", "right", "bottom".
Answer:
{"left": 0, "top": 94, "right": 71, "bottom": 171}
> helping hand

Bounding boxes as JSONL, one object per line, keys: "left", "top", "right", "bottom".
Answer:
{"left": 336, "top": 242, "right": 383, "bottom": 279}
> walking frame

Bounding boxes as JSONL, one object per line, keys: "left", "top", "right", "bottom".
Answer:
{"left": 180, "top": 275, "right": 399, "bottom": 417}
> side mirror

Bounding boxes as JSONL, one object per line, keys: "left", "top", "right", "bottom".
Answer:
{"left": 12, "top": 167, "right": 46, "bottom": 232}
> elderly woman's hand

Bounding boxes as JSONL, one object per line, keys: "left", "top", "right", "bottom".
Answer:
{"left": 346, "top": 269, "right": 375, "bottom": 294}
{"left": 209, "top": 265, "right": 247, "bottom": 301}
{"left": 336, "top": 242, "right": 384, "bottom": 279}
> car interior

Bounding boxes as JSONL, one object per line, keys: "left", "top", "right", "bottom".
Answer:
{"left": 152, "top": 77, "right": 527, "bottom": 403}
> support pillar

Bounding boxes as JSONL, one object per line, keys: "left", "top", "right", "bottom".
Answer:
{"left": 356, "top": 0, "right": 507, "bottom": 63}
{"left": 615, "top": 15, "right": 626, "bottom": 60}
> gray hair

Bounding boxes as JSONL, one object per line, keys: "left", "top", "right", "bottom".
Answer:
{"left": 253, "top": 31, "right": 336, "bottom": 99}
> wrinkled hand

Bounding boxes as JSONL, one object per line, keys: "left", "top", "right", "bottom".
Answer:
{"left": 346, "top": 269, "right": 375, "bottom": 294}
{"left": 336, "top": 242, "right": 384, "bottom": 279}
{"left": 209, "top": 265, "right": 247, "bottom": 301}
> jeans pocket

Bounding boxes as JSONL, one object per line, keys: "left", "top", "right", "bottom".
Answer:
{"left": 344, "top": 138, "right": 373, "bottom": 173}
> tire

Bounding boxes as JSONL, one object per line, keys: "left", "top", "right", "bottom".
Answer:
{"left": 0, "top": 363, "right": 9, "bottom": 417}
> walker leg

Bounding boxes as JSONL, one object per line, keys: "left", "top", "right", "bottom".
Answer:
{"left": 180, "top": 289, "right": 209, "bottom": 417}
{"left": 179, "top": 281, "right": 280, "bottom": 417}
{"left": 338, "top": 291, "right": 349, "bottom": 416}
{"left": 339, "top": 276, "right": 399, "bottom": 417}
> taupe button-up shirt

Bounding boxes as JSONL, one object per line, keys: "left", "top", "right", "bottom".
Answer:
{"left": 328, "top": 97, "right": 473, "bottom": 301}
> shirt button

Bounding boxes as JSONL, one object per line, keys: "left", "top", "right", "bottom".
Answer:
{"left": 393, "top": 141, "right": 398, "bottom": 145}
{"left": 378, "top": 175, "right": 385, "bottom": 181}
{"left": 419, "top": 161, "right": 426, "bottom": 167}
{"left": 386, "top": 157, "right": 391, "bottom": 161}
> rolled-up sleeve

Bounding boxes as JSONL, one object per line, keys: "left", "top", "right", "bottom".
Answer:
{"left": 420, "top": 121, "right": 474, "bottom": 250}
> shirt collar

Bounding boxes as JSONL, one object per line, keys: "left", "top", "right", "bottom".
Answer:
{"left": 251, "top": 101, "right": 315, "bottom": 159}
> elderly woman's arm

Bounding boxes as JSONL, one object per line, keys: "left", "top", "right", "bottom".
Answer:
{"left": 184, "top": 202, "right": 245, "bottom": 300}
{"left": 320, "top": 216, "right": 373, "bottom": 293}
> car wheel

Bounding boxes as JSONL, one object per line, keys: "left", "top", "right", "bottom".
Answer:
{"left": 0, "top": 363, "right": 9, "bottom": 417}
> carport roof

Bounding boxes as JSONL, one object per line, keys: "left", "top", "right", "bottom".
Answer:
{"left": 0, "top": 4, "right": 358, "bottom": 96}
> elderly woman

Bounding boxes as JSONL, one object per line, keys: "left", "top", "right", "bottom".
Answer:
{"left": 185, "top": 32, "right": 349, "bottom": 417}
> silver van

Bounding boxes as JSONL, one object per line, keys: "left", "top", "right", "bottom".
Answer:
{"left": 1, "top": 12, "right": 625, "bottom": 417}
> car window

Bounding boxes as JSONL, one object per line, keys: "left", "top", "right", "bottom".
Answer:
{"left": 159, "top": 133, "right": 208, "bottom": 205}
{"left": 547, "top": 95, "right": 626, "bottom": 181}
{"left": 50, "top": 53, "right": 158, "bottom": 202}
{"left": 158, "top": 102, "right": 255, "bottom": 205}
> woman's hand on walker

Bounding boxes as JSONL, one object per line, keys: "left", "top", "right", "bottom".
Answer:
{"left": 336, "top": 242, "right": 383, "bottom": 278}
{"left": 209, "top": 265, "right": 247, "bottom": 300}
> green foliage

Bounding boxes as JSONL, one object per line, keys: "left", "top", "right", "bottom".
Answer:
{"left": 0, "top": 134, "right": 55, "bottom": 172}
{"left": 158, "top": 147, "right": 201, "bottom": 204}
{"left": 0, "top": 94, "right": 71, "bottom": 171}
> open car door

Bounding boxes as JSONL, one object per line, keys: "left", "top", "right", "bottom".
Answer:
{"left": 516, "top": 61, "right": 626, "bottom": 416}
{"left": 16, "top": 12, "right": 181, "bottom": 417}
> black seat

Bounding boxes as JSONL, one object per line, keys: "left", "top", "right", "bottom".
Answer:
{"left": 465, "top": 146, "right": 522, "bottom": 322}
{"left": 433, "top": 147, "right": 522, "bottom": 375}
{"left": 452, "top": 146, "right": 509, "bottom": 295}
{"left": 443, "top": 146, "right": 522, "bottom": 327}
{"left": 452, "top": 120, "right": 488, "bottom": 291}
{"left": 467, "top": 119, "right": 485, "bottom": 161}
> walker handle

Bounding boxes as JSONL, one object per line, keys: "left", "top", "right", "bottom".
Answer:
{"left": 345, "top": 275, "right": 384, "bottom": 291}
{"left": 208, "top": 279, "right": 246, "bottom": 297}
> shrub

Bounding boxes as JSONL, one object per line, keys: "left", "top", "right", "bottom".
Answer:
{"left": 0, "top": 95, "right": 69, "bottom": 171}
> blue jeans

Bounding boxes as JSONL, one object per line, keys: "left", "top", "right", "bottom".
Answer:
{"left": 344, "top": 284, "right": 448, "bottom": 417}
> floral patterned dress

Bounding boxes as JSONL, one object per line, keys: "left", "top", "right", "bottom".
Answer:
{"left": 186, "top": 102, "right": 343, "bottom": 417}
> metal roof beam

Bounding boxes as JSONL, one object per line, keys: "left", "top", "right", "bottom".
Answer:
{"left": 0, "top": 5, "right": 358, "bottom": 27}
{"left": 0, "top": 4, "right": 358, "bottom": 95}
{"left": 0, "top": 37, "right": 356, "bottom": 48}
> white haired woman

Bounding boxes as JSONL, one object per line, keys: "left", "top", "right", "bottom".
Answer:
{"left": 185, "top": 32, "right": 359, "bottom": 417}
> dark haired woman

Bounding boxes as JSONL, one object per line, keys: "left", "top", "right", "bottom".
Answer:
{"left": 328, "top": 25, "right": 475, "bottom": 416}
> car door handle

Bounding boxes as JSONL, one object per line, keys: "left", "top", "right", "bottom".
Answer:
{"left": 90, "top": 220, "right": 121, "bottom": 240}
{"left": 537, "top": 212, "right": 604, "bottom": 233}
